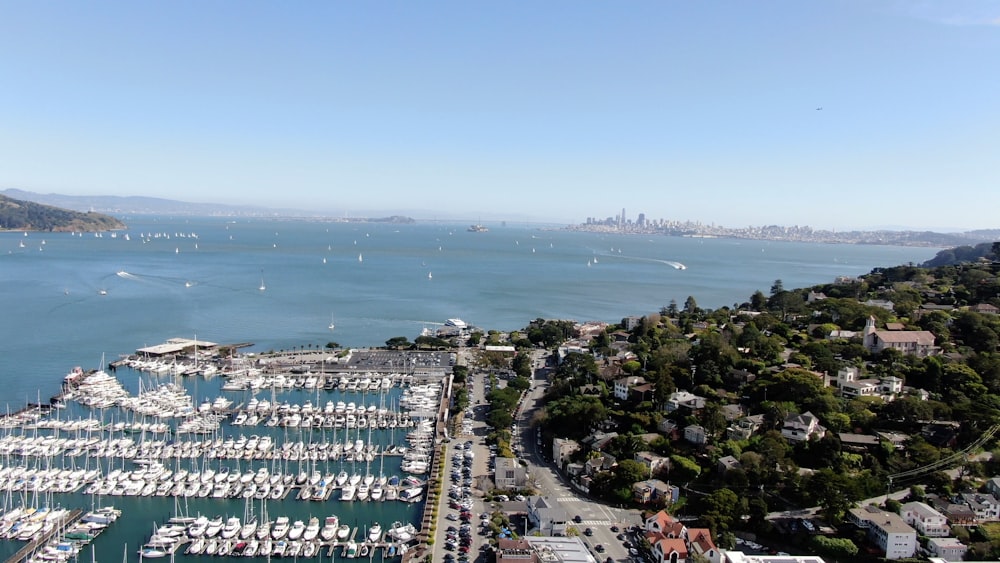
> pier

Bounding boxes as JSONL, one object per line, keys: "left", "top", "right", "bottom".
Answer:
{"left": 5, "top": 509, "right": 82, "bottom": 563}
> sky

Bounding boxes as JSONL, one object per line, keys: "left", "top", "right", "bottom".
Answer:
{"left": 1, "top": 1, "right": 999, "bottom": 230}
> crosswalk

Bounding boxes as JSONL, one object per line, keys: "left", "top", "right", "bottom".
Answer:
{"left": 557, "top": 497, "right": 583, "bottom": 502}
{"left": 578, "top": 520, "right": 611, "bottom": 526}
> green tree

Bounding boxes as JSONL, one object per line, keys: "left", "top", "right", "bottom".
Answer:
{"left": 385, "top": 336, "right": 411, "bottom": 349}
{"left": 809, "top": 536, "right": 859, "bottom": 562}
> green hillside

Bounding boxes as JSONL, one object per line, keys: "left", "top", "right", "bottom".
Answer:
{"left": 0, "top": 194, "right": 126, "bottom": 232}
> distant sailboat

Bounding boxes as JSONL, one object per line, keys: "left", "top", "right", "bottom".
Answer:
{"left": 322, "top": 257, "right": 327, "bottom": 264}
{"left": 358, "top": 253, "right": 363, "bottom": 263}
{"left": 427, "top": 271, "right": 432, "bottom": 280}
{"left": 328, "top": 314, "right": 335, "bottom": 331}
{"left": 259, "top": 270, "right": 266, "bottom": 292}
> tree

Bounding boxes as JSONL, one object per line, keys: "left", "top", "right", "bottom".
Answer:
{"left": 684, "top": 296, "right": 699, "bottom": 314}
{"left": 385, "top": 336, "right": 411, "bottom": 349}
{"left": 324, "top": 341, "right": 340, "bottom": 349}
{"left": 770, "top": 279, "right": 784, "bottom": 297}
{"left": 809, "top": 536, "right": 858, "bottom": 561}
{"left": 669, "top": 454, "right": 702, "bottom": 482}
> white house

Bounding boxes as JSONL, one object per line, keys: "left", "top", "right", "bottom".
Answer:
{"left": 848, "top": 505, "right": 917, "bottom": 560}
{"left": 901, "top": 501, "right": 949, "bottom": 537}
{"left": 526, "top": 496, "right": 568, "bottom": 536}
{"left": 614, "top": 376, "right": 648, "bottom": 401}
{"left": 926, "top": 537, "right": 967, "bottom": 561}
{"left": 781, "top": 411, "right": 825, "bottom": 442}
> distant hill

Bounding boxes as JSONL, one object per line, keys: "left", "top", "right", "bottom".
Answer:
{"left": 0, "top": 194, "right": 126, "bottom": 232}
{"left": 0, "top": 189, "right": 276, "bottom": 217}
{"left": 0, "top": 189, "right": 416, "bottom": 223}
{"left": 922, "top": 241, "right": 1000, "bottom": 267}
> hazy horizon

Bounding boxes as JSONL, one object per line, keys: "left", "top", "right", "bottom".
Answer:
{"left": 2, "top": 2, "right": 999, "bottom": 231}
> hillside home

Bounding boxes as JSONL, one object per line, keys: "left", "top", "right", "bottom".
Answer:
{"left": 665, "top": 391, "right": 706, "bottom": 413}
{"left": 926, "top": 537, "right": 967, "bottom": 561}
{"left": 971, "top": 303, "right": 999, "bottom": 315}
{"left": 959, "top": 492, "right": 1000, "bottom": 521}
{"left": 684, "top": 424, "right": 708, "bottom": 445}
{"left": 827, "top": 366, "right": 904, "bottom": 401}
{"left": 614, "top": 376, "right": 648, "bottom": 401}
{"left": 632, "top": 478, "right": 679, "bottom": 505}
{"left": 727, "top": 414, "right": 765, "bottom": 441}
{"left": 635, "top": 451, "right": 671, "bottom": 475}
{"left": 848, "top": 505, "right": 917, "bottom": 560}
{"left": 644, "top": 510, "right": 720, "bottom": 563}
{"left": 901, "top": 502, "right": 949, "bottom": 537}
{"left": 781, "top": 411, "right": 825, "bottom": 442}
{"left": 551, "top": 438, "right": 580, "bottom": 467}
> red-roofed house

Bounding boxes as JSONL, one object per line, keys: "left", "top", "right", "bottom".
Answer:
{"left": 643, "top": 510, "right": 721, "bottom": 563}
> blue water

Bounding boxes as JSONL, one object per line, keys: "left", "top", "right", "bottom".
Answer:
{"left": 0, "top": 217, "right": 937, "bottom": 560}
{"left": 1, "top": 217, "right": 937, "bottom": 406}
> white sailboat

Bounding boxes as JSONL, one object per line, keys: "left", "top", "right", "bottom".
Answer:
{"left": 358, "top": 253, "right": 363, "bottom": 263}
{"left": 328, "top": 314, "right": 335, "bottom": 331}
{"left": 258, "top": 270, "right": 266, "bottom": 292}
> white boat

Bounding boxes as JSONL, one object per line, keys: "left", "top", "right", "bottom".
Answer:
{"left": 337, "top": 524, "right": 350, "bottom": 540}
{"left": 320, "top": 516, "right": 339, "bottom": 541}
{"left": 287, "top": 520, "right": 305, "bottom": 540}
{"left": 258, "top": 270, "right": 266, "bottom": 291}
{"left": 303, "top": 517, "right": 320, "bottom": 541}
{"left": 367, "top": 522, "right": 382, "bottom": 542}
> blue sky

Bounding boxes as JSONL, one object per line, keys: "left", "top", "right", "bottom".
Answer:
{"left": 1, "top": 1, "right": 998, "bottom": 229}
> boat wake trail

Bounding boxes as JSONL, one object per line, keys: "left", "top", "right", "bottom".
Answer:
{"left": 597, "top": 253, "right": 687, "bottom": 270}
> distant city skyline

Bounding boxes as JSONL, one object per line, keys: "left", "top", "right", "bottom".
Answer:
{"left": 1, "top": 2, "right": 999, "bottom": 231}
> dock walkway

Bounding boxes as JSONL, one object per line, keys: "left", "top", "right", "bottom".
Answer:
{"left": 5, "top": 509, "right": 83, "bottom": 563}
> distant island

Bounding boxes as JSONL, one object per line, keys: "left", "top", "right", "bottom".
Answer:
{"left": 0, "top": 194, "right": 125, "bottom": 232}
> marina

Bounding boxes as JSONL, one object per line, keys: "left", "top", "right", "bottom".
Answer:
{"left": 0, "top": 344, "right": 450, "bottom": 561}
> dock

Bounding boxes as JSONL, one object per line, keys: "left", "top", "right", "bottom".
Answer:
{"left": 5, "top": 509, "right": 83, "bottom": 563}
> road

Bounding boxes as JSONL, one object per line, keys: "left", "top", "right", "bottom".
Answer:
{"left": 512, "top": 351, "right": 643, "bottom": 562}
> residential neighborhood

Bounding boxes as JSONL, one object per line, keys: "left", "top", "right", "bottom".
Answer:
{"left": 422, "top": 257, "right": 1000, "bottom": 563}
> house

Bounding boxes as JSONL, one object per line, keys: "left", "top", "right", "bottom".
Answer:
{"left": 986, "top": 476, "right": 1000, "bottom": 497}
{"left": 635, "top": 451, "right": 671, "bottom": 475}
{"left": 665, "top": 391, "right": 706, "bottom": 413}
{"left": 495, "top": 538, "right": 538, "bottom": 563}
{"left": 494, "top": 457, "right": 528, "bottom": 490}
{"left": 838, "top": 433, "right": 880, "bottom": 452}
{"left": 727, "top": 414, "right": 765, "bottom": 441}
{"left": 959, "top": 492, "right": 1000, "bottom": 521}
{"left": 901, "top": 501, "right": 949, "bottom": 537}
{"left": 828, "top": 366, "right": 904, "bottom": 401}
{"left": 632, "top": 479, "right": 679, "bottom": 505}
{"left": 684, "top": 424, "right": 708, "bottom": 445}
{"left": 925, "top": 537, "right": 967, "bottom": 561}
{"left": 863, "top": 316, "right": 938, "bottom": 357}
{"left": 526, "top": 496, "right": 568, "bottom": 536}
{"left": 614, "top": 376, "right": 648, "bottom": 401}
{"left": 687, "top": 528, "right": 721, "bottom": 563}
{"left": 827, "top": 329, "right": 857, "bottom": 340}
{"left": 585, "top": 453, "right": 617, "bottom": 475}
{"left": 848, "top": 505, "right": 917, "bottom": 560}
{"left": 972, "top": 303, "right": 999, "bottom": 315}
{"left": 644, "top": 510, "right": 720, "bottom": 563}
{"left": 582, "top": 430, "right": 618, "bottom": 452}
{"left": 925, "top": 494, "right": 977, "bottom": 525}
{"left": 781, "top": 411, "right": 825, "bottom": 442}
{"left": 807, "top": 291, "right": 827, "bottom": 302}
{"left": 865, "top": 299, "right": 895, "bottom": 311}
{"left": 717, "top": 455, "right": 742, "bottom": 474}
{"left": 551, "top": 438, "right": 580, "bottom": 467}
{"left": 659, "top": 419, "right": 679, "bottom": 438}
{"left": 623, "top": 316, "right": 643, "bottom": 331}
